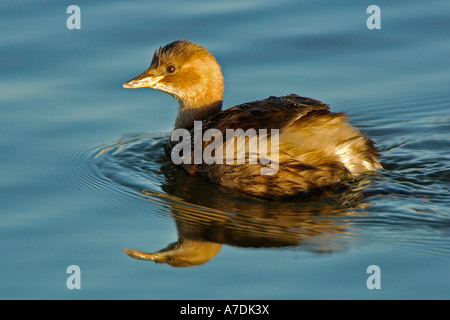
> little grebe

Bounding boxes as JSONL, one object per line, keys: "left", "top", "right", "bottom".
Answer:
{"left": 123, "top": 40, "right": 382, "bottom": 198}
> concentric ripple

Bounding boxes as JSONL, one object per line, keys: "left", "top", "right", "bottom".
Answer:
{"left": 61, "top": 84, "right": 450, "bottom": 261}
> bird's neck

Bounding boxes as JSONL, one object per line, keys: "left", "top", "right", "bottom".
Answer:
{"left": 174, "top": 100, "right": 222, "bottom": 130}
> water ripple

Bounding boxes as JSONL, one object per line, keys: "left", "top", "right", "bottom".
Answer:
{"left": 58, "top": 84, "right": 450, "bottom": 265}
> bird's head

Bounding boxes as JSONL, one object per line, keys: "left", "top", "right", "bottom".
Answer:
{"left": 123, "top": 40, "right": 224, "bottom": 112}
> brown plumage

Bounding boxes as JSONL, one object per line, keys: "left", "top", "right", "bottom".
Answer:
{"left": 123, "top": 40, "right": 382, "bottom": 198}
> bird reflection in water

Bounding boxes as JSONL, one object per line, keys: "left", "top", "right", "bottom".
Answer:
{"left": 122, "top": 159, "right": 373, "bottom": 268}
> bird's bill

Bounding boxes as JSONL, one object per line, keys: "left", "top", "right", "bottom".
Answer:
{"left": 123, "top": 70, "right": 163, "bottom": 89}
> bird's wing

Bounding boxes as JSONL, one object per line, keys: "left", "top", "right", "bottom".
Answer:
{"left": 202, "top": 94, "right": 330, "bottom": 132}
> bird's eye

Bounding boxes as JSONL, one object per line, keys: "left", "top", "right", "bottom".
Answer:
{"left": 166, "top": 65, "right": 176, "bottom": 74}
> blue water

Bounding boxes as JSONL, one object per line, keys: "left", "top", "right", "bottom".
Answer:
{"left": 1, "top": 0, "right": 449, "bottom": 299}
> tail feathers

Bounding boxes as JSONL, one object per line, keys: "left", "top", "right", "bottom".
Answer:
{"left": 335, "top": 136, "right": 382, "bottom": 175}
